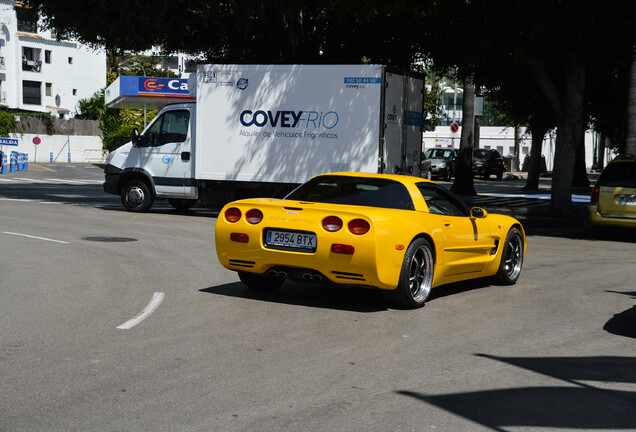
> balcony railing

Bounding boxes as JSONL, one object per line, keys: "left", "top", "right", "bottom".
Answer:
{"left": 22, "top": 58, "right": 42, "bottom": 72}
{"left": 0, "top": 56, "right": 5, "bottom": 70}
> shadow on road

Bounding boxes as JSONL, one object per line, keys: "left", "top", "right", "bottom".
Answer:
{"left": 604, "top": 290, "right": 636, "bottom": 339}
{"left": 200, "top": 281, "right": 389, "bottom": 313}
{"left": 398, "top": 354, "right": 636, "bottom": 431}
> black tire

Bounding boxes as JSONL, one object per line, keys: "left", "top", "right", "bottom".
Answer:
{"left": 496, "top": 168, "right": 504, "bottom": 180}
{"left": 121, "top": 179, "right": 154, "bottom": 212}
{"left": 492, "top": 227, "right": 524, "bottom": 285}
{"left": 392, "top": 237, "right": 435, "bottom": 309}
{"left": 238, "top": 271, "right": 285, "bottom": 291}
{"left": 168, "top": 198, "right": 198, "bottom": 211}
{"left": 483, "top": 169, "right": 490, "bottom": 180}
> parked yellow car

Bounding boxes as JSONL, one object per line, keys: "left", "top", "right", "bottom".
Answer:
{"left": 215, "top": 173, "right": 526, "bottom": 308}
{"left": 589, "top": 154, "right": 636, "bottom": 229}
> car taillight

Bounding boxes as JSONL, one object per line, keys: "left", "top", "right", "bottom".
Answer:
{"left": 322, "top": 216, "right": 343, "bottom": 232}
{"left": 225, "top": 207, "right": 241, "bottom": 223}
{"left": 246, "top": 209, "right": 263, "bottom": 224}
{"left": 348, "top": 219, "right": 370, "bottom": 235}
{"left": 230, "top": 232, "right": 249, "bottom": 243}
{"left": 590, "top": 186, "right": 600, "bottom": 204}
{"left": 331, "top": 243, "right": 355, "bottom": 254}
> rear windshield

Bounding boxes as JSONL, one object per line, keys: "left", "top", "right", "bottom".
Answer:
{"left": 286, "top": 175, "right": 414, "bottom": 210}
{"left": 597, "top": 161, "right": 636, "bottom": 187}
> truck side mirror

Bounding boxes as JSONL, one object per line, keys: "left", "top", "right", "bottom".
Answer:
{"left": 132, "top": 128, "right": 140, "bottom": 147}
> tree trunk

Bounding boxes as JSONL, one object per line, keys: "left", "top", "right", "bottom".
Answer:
{"left": 451, "top": 76, "right": 476, "bottom": 196}
{"left": 513, "top": 125, "right": 521, "bottom": 171}
{"left": 529, "top": 54, "right": 586, "bottom": 216}
{"left": 625, "top": 59, "right": 636, "bottom": 155}
{"left": 572, "top": 127, "right": 589, "bottom": 187}
{"left": 522, "top": 123, "right": 550, "bottom": 192}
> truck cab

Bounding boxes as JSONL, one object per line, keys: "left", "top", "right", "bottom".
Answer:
{"left": 103, "top": 102, "right": 198, "bottom": 211}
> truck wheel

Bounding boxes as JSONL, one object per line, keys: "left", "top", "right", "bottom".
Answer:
{"left": 168, "top": 198, "right": 198, "bottom": 211}
{"left": 121, "top": 180, "right": 154, "bottom": 212}
{"left": 238, "top": 271, "right": 284, "bottom": 290}
{"left": 391, "top": 237, "right": 434, "bottom": 309}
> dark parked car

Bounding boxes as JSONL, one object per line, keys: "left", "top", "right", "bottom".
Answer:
{"left": 473, "top": 149, "right": 505, "bottom": 180}
{"left": 424, "top": 148, "right": 458, "bottom": 180}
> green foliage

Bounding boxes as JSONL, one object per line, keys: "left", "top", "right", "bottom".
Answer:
{"left": 0, "top": 110, "right": 18, "bottom": 136}
{"left": 102, "top": 124, "right": 138, "bottom": 151}
{"left": 75, "top": 89, "right": 153, "bottom": 152}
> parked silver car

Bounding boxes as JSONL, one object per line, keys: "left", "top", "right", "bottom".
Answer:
{"left": 424, "top": 148, "right": 458, "bottom": 180}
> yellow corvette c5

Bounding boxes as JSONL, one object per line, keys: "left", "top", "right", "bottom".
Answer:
{"left": 215, "top": 173, "right": 526, "bottom": 308}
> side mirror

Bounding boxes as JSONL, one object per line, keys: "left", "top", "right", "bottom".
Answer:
{"left": 132, "top": 128, "right": 140, "bottom": 147}
{"left": 470, "top": 207, "right": 487, "bottom": 219}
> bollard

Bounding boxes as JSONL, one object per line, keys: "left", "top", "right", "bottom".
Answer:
{"left": 1, "top": 153, "right": 7, "bottom": 175}
{"left": 24, "top": 153, "right": 28, "bottom": 171}
{"left": 17, "top": 153, "right": 23, "bottom": 171}
{"left": 67, "top": 152, "right": 71, "bottom": 163}
{"left": 50, "top": 152, "right": 54, "bottom": 163}
{"left": 10, "top": 153, "right": 16, "bottom": 173}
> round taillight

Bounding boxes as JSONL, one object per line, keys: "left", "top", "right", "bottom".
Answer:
{"left": 224, "top": 207, "right": 241, "bottom": 223}
{"left": 246, "top": 209, "right": 263, "bottom": 224}
{"left": 348, "top": 219, "right": 370, "bottom": 235}
{"left": 322, "top": 216, "right": 343, "bottom": 232}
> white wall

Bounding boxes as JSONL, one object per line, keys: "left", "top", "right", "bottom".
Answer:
{"left": 1, "top": 133, "right": 104, "bottom": 163}
{"left": 423, "top": 126, "right": 606, "bottom": 171}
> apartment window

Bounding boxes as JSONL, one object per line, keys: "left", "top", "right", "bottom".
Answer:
{"left": 17, "top": 7, "right": 38, "bottom": 33}
{"left": 68, "top": 57, "right": 73, "bottom": 64}
{"left": 72, "top": 89, "right": 77, "bottom": 96}
{"left": 22, "top": 47, "right": 42, "bottom": 72}
{"left": 45, "top": 50, "right": 52, "bottom": 64}
{"left": 23, "top": 80, "right": 42, "bottom": 105}
{"left": 46, "top": 83, "right": 52, "bottom": 96}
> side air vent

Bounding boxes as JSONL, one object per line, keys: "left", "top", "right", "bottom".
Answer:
{"left": 331, "top": 270, "right": 365, "bottom": 281}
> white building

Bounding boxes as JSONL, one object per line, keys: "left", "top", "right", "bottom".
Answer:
{"left": 143, "top": 45, "right": 200, "bottom": 79}
{"left": 0, "top": 0, "right": 105, "bottom": 118}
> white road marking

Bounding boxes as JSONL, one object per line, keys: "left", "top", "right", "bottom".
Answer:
{"left": 117, "top": 292, "right": 165, "bottom": 330}
{"left": 481, "top": 192, "right": 591, "bottom": 203}
{"left": 3, "top": 231, "right": 70, "bottom": 244}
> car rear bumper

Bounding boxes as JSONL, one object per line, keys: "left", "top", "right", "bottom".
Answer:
{"left": 588, "top": 205, "right": 636, "bottom": 228}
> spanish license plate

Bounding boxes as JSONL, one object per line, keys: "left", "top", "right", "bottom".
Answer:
{"left": 265, "top": 229, "right": 317, "bottom": 252}
{"left": 619, "top": 195, "right": 636, "bottom": 205}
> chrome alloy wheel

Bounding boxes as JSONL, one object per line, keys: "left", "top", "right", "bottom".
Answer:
{"left": 409, "top": 242, "right": 434, "bottom": 303}
{"left": 503, "top": 232, "right": 523, "bottom": 280}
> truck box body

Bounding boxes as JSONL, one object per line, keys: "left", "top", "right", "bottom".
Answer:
{"left": 103, "top": 64, "right": 424, "bottom": 212}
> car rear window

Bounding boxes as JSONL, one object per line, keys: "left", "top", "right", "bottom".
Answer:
{"left": 286, "top": 175, "right": 414, "bottom": 210}
{"left": 597, "top": 161, "right": 636, "bottom": 187}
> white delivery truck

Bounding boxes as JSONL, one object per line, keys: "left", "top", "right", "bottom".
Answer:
{"left": 103, "top": 64, "right": 425, "bottom": 211}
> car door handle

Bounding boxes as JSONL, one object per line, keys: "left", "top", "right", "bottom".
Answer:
{"left": 443, "top": 221, "right": 452, "bottom": 227}
{"left": 181, "top": 152, "right": 190, "bottom": 161}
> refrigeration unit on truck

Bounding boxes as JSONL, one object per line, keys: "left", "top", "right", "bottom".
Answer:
{"left": 103, "top": 64, "right": 425, "bottom": 212}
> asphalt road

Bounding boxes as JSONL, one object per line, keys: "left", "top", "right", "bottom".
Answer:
{"left": 1, "top": 164, "right": 635, "bottom": 431}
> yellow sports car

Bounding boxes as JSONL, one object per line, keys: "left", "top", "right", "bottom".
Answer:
{"left": 215, "top": 173, "right": 525, "bottom": 308}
